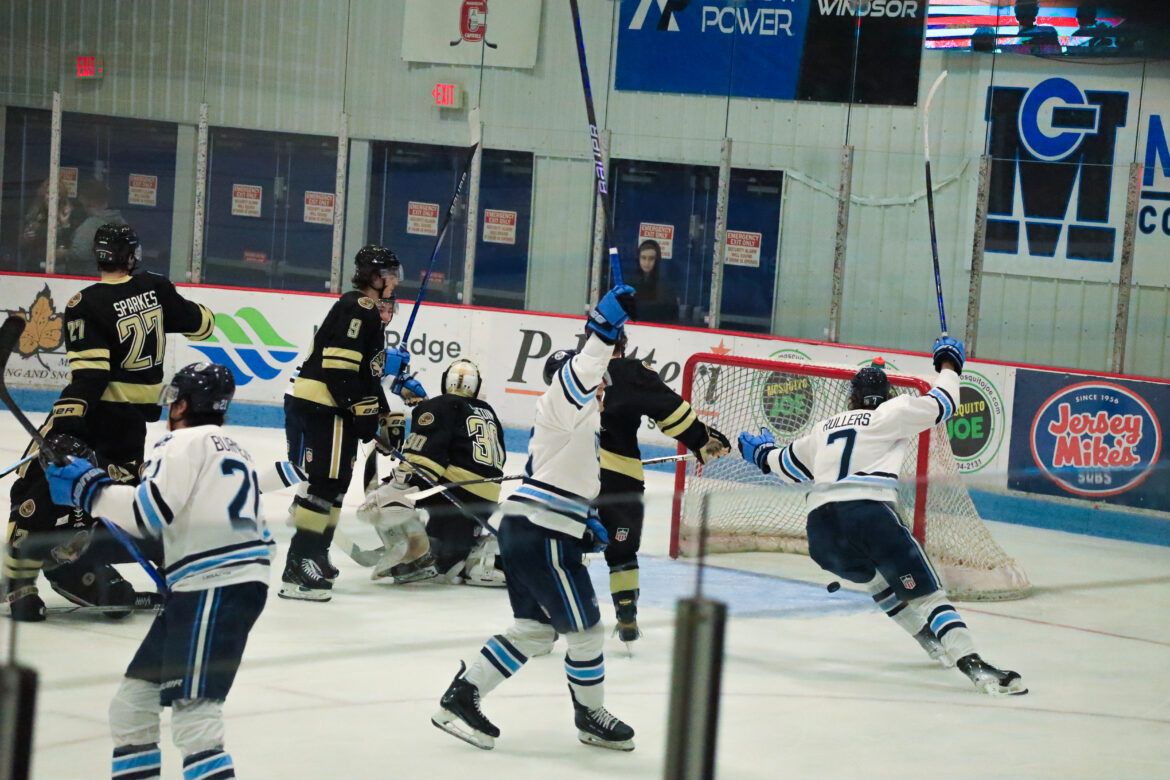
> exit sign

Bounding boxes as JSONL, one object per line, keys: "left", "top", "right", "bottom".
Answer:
{"left": 75, "top": 55, "right": 104, "bottom": 79}
{"left": 431, "top": 82, "right": 462, "bottom": 109}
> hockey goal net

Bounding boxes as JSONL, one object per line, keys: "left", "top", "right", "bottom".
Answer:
{"left": 669, "top": 354, "right": 1030, "bottom": 601}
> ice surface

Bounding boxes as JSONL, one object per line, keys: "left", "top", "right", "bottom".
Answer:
{"left": 1, "top": 413, "right": 1167, "bottom": 779}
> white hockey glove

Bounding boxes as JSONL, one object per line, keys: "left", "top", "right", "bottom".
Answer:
{"left": 357, "top": 466, "right": 419, "bottom": 527}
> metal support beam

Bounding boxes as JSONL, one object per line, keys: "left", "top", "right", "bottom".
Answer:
{"left": 330, "top": 112, "right": 349, "bottom": 294}
{"left": 965, "top": 154, "right": 991, "bottom": 356}
{"left": 827, "top": 144, "right": 854, "bottom": 343}
{"left": 461, "top": 109, "right": 483, "bottom": 305}
{"left": 1111, "top": 162, "right": 1142, "bottom": 374}
{"left": 663, "top": 597, "right": 727, "bottom": 779}
{"left": 190, "top": 103, "right": 209, "bottom": 284}
{"left": 44, "top": 92, "right": 61, "bottom": 275}
{"left": 707, "top": 138, "right": 732, "bottom": 328}
{"left": 589, "top": 128, "right": 611, "bottom": 306}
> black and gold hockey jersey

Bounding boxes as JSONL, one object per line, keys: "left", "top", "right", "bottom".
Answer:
{"left": 51, "top": 271, "right": 214, "bottom": 461}
{"left": 287, "top": 291, "right": 386, "bottom": 417}
{"left": 403, "top": 394, "right": 506, "bottom": 508}
{"left": 600, "top": 357, "right": 711, "bottom": 486}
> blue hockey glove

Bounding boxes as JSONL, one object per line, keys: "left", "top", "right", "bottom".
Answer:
{"left": 586, "top": 284, "right": 636, "bottom": 345}
{"left": 583, "top": 513, "right": 610, "bottom": 554}
{"left": 932, "top": 335, "right": 966, "bottom": 375}
{"left": 45, "top": 456, "right": 112, "bottom": 514}
{"left": 391, "top": 374, "right": 427, "bottom": 407}
{"left": 382, "top": 346, "right": 411, "bottom": 379}
{"left": 738, "top": 428, "right": 777, "bottom": 474}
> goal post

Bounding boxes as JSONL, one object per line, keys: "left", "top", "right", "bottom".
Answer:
{"left": 670, "top": 353, "right": 1031, "bottom": 601}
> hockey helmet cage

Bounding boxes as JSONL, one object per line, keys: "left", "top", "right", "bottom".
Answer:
{"left": 850, "top": 366, "right": 891, "bottom": 410}
{"left": 352, "top": 244, "right": 400, "bottom": 289}
{"left": 161, "top": 362, "right": 236, "bottom": 414}
{"left": 543, "top": 349, "right": 577, "bottom": 386}
{"left": 93, "top": 223, "right": 142, "bottom": 272}
{"left": 442, "top": 358, "right": 482, "bottom": 398}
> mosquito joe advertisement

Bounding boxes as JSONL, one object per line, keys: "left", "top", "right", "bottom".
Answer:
{"left": 614, "top": 0, "right": 927, "bottom": 106}
{"left": 1008, "top": 370, "right": 1168, "bottom": 512}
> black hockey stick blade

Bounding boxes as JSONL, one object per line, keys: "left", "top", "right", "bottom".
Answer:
{"left": 0, "top": 316, "right": 64, "bottom": 466}
{"left": 0, "top": 662, "right": 38, "bottom": 779}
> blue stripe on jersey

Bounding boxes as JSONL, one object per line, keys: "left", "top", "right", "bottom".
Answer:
{"left": 781, "top": 446, "right": 812, "bottom": 483}
{"left": 512, "top": 485, "right": 589, "bottom": 521}
{"left": 198, "top": 589, "right": 223, "bottom": 698}
{"left": 278, "top": 461, "right": 302, "bottom": 487}
{"left": 184, "top": 591, "right": 208, "bottom": 699}
{"left": 928, "top": 386, "right": 955, "bottom": 423}
{"left": 166, "top": 547, "right": 272, "bottom": 587}
{"left": 841, "top": 474, "right": 899, "bottom": 488}
{"left": 564, "top": 358, "right": 595, "bottom": 398}
{"left": 135, "top": 483, "right": 166, "bottom": 532}
{"left": 558, "top": 362, "right": 592, "bottom": 408}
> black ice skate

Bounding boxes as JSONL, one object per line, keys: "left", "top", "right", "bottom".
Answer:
{"left": 570, "top": 687, "right": 635, "bottom": 751}
{"left": 432, "top": 662, "right": 499, "bottom": 750}
{"left": 3, "top": 581, "right": 45, "bottom": 622}
{"left": 388, "top": 553, "right": 438, "bottom": 584}
{"left": 914, "top": 625, "right": 954, "bottom": 669}
{"left": 957, "top": 653, "right": 1027, "bottom": 696}
{"left": 278, "top": 554, "right": 333, "bottom": 602}
{"left": 310, "top": 548, "right": 340, "bottom": 582}
{"left": 613, "top": 597, "right": 641, "bottom": 645}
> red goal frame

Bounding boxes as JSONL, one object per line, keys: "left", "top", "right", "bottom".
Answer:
{"left": 669, "top": 354, "right": 933, "bottom": 558}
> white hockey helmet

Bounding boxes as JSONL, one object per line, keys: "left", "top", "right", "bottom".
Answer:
{"left": 442, "top": 358, "right": 481, "bottom": 398}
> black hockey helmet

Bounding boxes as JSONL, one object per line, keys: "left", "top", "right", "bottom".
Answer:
{"left": 160, "top": 362, "right": 236, "bottom": 414}
{"left": 39, "top": 432, "right": 96, "bottom": 469}
{"left": 543, "top": 349, "right": 576, "bottom": 385}
{"left": 352, "top": 244, "right": 400, "bottom": 289}
{"left": 850, "top": 366, "right": 892, "bottom": 410}
{"left": 93, "top": 223, "right": 141, "bottom": 272}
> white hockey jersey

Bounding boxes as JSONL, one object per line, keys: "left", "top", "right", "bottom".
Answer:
{"left": 90, "top": 425, "right": 303, "bottom": 592}
{"left": 766, "top": 369, "right": 960, "bottom": 512}
{"left": 504, "top": 332, "right": 613, "bottom": 538}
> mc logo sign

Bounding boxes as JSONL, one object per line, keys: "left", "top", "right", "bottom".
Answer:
{"left": 985, "top": 77, "right": 1128, "bottom": 263}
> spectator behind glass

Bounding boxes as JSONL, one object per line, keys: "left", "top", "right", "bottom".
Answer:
{"left": 971, "top": 26, "right": 997, "bottom": 52}
{"left": 1013, "top": 1, "right": 1060, "bottom": 47}
{"left": 631, "top": 239, "right": 679, "bottom": 325}
{"left": 1072, "top": 3, "right": 1116, "bottom": 49}
{"left": 19, "top": 173, "right": 78, "bottom": 270}
{"left": 68, "top": 179, "right": 126, "bottom": 276}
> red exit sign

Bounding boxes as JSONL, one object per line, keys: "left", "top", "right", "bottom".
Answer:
{"left": 431, "top": 82, "right": 462, "bottom": 108}
{"left": 75, "top": 55, "right": 104, "bottom": 79}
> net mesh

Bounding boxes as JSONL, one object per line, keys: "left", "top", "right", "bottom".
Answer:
{"left": 673, "top": 356, "right": 1030, "bottom": 601}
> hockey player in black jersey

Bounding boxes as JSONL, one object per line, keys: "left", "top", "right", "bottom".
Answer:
{"left": 363, "top": 358, "right": 506, "bottom": 585}
{"left": 599, "top": 344, "right": 731, "bottom": 642}
{"left": 4, "top": 223, "right": 214, "bottom": 621}
{"left": 280, "top": 244, "right": 423, "bottom": 601}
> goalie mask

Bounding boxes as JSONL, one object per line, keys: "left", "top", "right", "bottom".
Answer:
{"left": 850, "top": 366, "right": 891, "bottom": 410}
{"left": 442, "top": 358, "right": 481, "bottom": 398}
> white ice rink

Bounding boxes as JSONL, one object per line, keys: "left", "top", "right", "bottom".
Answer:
{"left": 3, "top": 413, "right": 1168, "bottom": 779}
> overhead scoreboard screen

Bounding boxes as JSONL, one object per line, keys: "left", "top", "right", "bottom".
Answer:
{"left": 615, "top": 0, "right": 928, "bottom": 107}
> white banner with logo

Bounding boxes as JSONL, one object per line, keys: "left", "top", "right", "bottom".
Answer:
{"left": 401, "top": 0, "right": 542, "bottom": 69}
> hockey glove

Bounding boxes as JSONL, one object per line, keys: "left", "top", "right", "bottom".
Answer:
{"left": 45, "top": 456, "right": 112, "bottom": 514}
{"left": 932, "top": 335, "right": 966, "bottom": 375}
{"left": 391, "top": 373, "right": 427, "bottom": 406}
{"left": 697, "top": 427, "right": 732, "bottom": 464}
{"left": 582, "top": 512, "right": 610, "bottom": 554}
{"left": 586, "top": 284, "right": 637, "bottom": 345}
{"left": 375, "top": 411, "right": 406, "bottom": 456}
{"left": 382, "top": 346, "right": 411, "bottom": 379}
{"left": 737, "top": 428, "right": 777, "bottom": 474}
{"left": 349, "top": 396, "right": 381, "bottom": 441}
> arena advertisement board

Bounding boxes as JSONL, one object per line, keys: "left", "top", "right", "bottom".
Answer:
{"left": 1008, "top": 369, "right": 1169, "bottom": 511}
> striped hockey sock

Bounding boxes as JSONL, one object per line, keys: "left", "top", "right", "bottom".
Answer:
{"left": 182, "top": 748, "right": 235, "bottom": 780}
{"left": 111, "top": 743, "right": 161, "bottom": 780}
{"left": 565, "top": 653, "right": 605, "bottom": 710}
{"left": 465, "top": 634, "right": 529, "bottom": 696}
{"left": 925, "top": 601, "right": 977, "bottom": 660}
{"left": 871, "top": 585, "right": 927, "bottom": 636}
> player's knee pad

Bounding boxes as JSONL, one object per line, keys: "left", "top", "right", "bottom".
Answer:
{"left": 171, "top": 698, "right": 226, "bottom": 757}
{"left": 504, "top": 618, "right": 557, "bottom": 659}
{"left": 564, "top": 620, "right": 605, "bottom": 660}
{"left": 108, "top": 677, "right": 162, "bottom": 747}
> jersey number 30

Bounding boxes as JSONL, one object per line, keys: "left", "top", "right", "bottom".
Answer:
{"left": 221, "top": 459, "right": 261, "bottom": 532}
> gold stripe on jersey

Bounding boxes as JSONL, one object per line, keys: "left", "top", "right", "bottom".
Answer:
{"left": 442, "top": 464, "right": 502, "bottom": 502}
{"left": 183, "top": 305, "right": 216, "bottom": 341}
{"left": 329, "top": 416, "right": 344, "bottom": 479}
{"left": 657, "top": 401, "right": 698, "bottom": 437}
{"left": 405, "top": 452, "right": 444, "bottom": 482}
{"left": 601, "top": 448, "right": 644, "bottom": 481}
{"left": 322, "top": 347, "right": 363, "bottom": 364}
{"left": 69, "top": 360, "right": 110, "bottom": 371}
{"left": 290, "top": 377, "right": 338, "bottom": 408}
{"left": 4, "top": 554, "right": 43, "bottom": 578}
{"left": 101, "top": 382, "right": 164, "bottom": 404}
{"left": 321, "top": 359, "right": 360, "bottom": 371}
{"left": 67, "top": 348, "right": 111, "bottom": 361}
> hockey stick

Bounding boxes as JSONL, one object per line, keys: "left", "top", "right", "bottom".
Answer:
{"left": 0, "top": 453, "right": 36, "bottom": 479}
{"left": 922, "top": 70, "right": 950, "bottom": 336}
{"left": 0, "top": 316, "right": 168, "bottom": 595}
{"left": 331, "top": 526, "right": 383, "bottom": 567}
{"left": 399, "top": 142, "right": 480, "bottom": 346}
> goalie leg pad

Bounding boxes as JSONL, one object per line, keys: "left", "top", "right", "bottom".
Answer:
{"left": 109, "top": 676, "right": 162, "bottom": 747}
{"left": 464, "top": 535, "right": 506, "bottom": 588}
{"left": 171, "top": 698, "right": 226, "bottom": 757}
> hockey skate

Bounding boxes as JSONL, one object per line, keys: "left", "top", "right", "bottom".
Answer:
{"left": 278, "top": 554, "right": 333, "bottom": 602}
{"left": 570, "top": 687, "right": 635, "bottom": 751}
{"left": 45, "top": 562, "right": 136, "bottom": 619}
{"left": 613, "top": 597, "right": 641, "bottom": 644}
{"left": 373, "top": 552, "right": 438, "bottom": 584}
{"left": 463, "top": 536, "right": 506, "bottom": 588}
{"left": 432, "top": 662, "right": 499, "bottom": 750}
{"left": 3, "top": 581, "right": 46, "bottom": 622}
{"left": 956, "top": 654, "right": 1027, "bottom": 696}
{"left": 914, "top": 626, "right": 954, "bottom": 669}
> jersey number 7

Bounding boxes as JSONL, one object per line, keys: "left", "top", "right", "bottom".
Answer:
{"left": 826, "top": 429, "right": 857, "bottom": 481}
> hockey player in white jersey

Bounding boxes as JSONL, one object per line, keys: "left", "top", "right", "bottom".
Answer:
{"left": 431, "top": 282, "right": 637, "bottom": 751}
{"left": 738, "top": 337, "right": 1026, "bottom": 696}
{"left": 45, "top": 362, "right": 305, "bottom": 779}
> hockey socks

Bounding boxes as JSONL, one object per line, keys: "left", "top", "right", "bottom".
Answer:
{"left": 565, "top": 654, "right": 606, "bottom": 710}
{"left": 111, "top": 744, "right": 161, "bottom": 780}
{"left": 465, "top": 634, "right": 530, "bottom": 695}
{"left": 182, "top": 748, "right": 235, "bottom": 780}
{"left": 911, "top": 593, "right": 977, "bottom": 662}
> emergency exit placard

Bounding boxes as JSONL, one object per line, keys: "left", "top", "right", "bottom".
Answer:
{"left": 483, "top": 209, "right": 517, "bottom": 244}
{"left": 127, "top": 174, "right": 158, "bottom": 207}
{"left": 303, "top": 191, "right": 335, "bottom": 225}
{"left": 407, "top": 201, "right": 439, "bottom": 236}
{"left": 231, "top": 184, "right": 263, "bottom": 218}
{"left": 725, "top": 230, "right": 762, "bottom": 268}
{"left": 637, "top": 222, "right": 674, "bottom": 259}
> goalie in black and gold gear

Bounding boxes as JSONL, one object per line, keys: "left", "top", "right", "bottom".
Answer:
{"left": 599, "top": 342, "right": 731, "bottom": 642}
